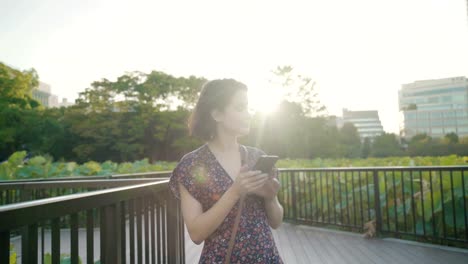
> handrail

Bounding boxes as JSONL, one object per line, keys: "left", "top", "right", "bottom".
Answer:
{"left": 0, "top": 181, "right": 167, "bottom": 230}
{"left": 279, "top": 165, "right": 468, "bottom": 171}
{"left": 0, "top": 177, "right": 170, "bottom": 206}
{"left": 0, "top": 178, "right": 164, "bottom": 191}
{"left": 0, "top": 170, "right": 172, "bottom": 183}
{"left": 0, "top": 179, "right": 185, "bottom": 263}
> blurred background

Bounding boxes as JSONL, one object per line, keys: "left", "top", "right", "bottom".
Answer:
{"left": 1, "top": 0, "right": 468, "bottom": 171}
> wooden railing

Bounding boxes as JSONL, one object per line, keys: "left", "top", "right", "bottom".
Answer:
{"left": 0, "top": 171, "right": 171, "bottom": 206}
{"left": 1, "top": 171, "right": 172, "bottom": 183}
{"left": 277, "top": 166, "right": 468, "bottom": 248}
{"left": 0, "top": 180, "right": 184, "bottom": 264}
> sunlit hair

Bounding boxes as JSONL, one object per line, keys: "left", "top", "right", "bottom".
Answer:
{"left": 188, "top": 79, "right": 248, "bottom": 141}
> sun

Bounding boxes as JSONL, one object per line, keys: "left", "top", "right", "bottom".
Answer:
{"left": 248, "top": 87, "right": 282, "bottom": 114}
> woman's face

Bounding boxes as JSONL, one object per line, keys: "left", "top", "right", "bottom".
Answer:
{"left": 212, "top": 89, "right": 251, "bottom": 137}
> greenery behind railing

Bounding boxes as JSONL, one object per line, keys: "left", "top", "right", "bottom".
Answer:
{"left": 2, "top": 150, "right": 467, "bottom": 181}
{"left": 277, "top": 167, "right": 468, "bottom": 248}
{"left": 0, "top": 151, "right": 176, "bottom": 181}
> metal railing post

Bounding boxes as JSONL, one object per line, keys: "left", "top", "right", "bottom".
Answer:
{"left": 166, "top": 192, "right": 182, "bottom": 264}
{"left": 291, "top": 172, "right": 297, "bottom": 222}
{"left": 373, "top": 170, "right": 382, "bottom": 237}
{"left": 0, "top": 231, "right": 9, "bottom": 264}
{"left": 101, "top": 204, "right": 121, "bottom": 263}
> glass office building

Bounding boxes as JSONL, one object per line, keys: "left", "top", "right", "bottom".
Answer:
{"left": 399, "top": 76, "right": 468, "bottom": 139}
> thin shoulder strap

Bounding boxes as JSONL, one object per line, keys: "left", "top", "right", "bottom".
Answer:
{"left": 224, "top": 144, "right": 248, "bottom": 264}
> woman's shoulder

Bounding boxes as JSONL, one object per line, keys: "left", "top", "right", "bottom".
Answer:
{"left": 169, "top": 145, "right": 208, "bottom": 200}
{"left": 175, "top": 143, "right": 267, "bottom": 168}
{"left": 174, "top": 144, "right": 207, "bottom": 170}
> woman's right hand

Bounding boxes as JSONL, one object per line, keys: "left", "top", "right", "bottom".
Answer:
{"left": 231, "top": 165, "right": 269, "bottom": 197}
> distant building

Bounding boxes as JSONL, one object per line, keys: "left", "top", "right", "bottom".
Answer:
{"left": 32, "top": 82, "right": 74, "bottom": 108}
{"left": 341, "top": 108, "right": 384, "bottom": 142}
{"left": 398, "top": 76, "right": 468, "bottom": 139}
{"left": 32, "top": 82, "right": 60, "bottom": 108}
{"left": 32, "top": 82, "right": 52, "bottom": 107}
{"left": 50, "top": 94, "right": 58, "bottom": 107}
{"left": 59, "top": 98, "right": 74, "bottom": 107}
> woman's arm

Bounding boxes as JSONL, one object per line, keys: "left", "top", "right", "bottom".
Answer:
{"left": 264, "top": 195, "right": 284, "bottom": 229}
{"left": 179, "top": 183, "right": 240, "bottom": 245}
{"left": 250, "top": 167, "right": 284, "bottom": 229}
{"left": 179, "top": 166, "right": 268, "bottom": 244}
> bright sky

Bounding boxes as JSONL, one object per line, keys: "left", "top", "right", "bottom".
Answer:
{"left": 1, "top": 0, "right": 467, "bottom": 134}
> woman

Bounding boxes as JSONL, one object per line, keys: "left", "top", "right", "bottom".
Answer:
{"left": 169, "top": 79, "right": 284, "bottom": 263}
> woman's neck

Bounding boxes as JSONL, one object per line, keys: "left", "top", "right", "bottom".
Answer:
{"left": 207, "top": 134, "right": 238, "bottom": 153}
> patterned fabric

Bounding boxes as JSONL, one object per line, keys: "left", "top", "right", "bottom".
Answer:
{"left": 169, "top": 143, "right": 283, "bottom": 263}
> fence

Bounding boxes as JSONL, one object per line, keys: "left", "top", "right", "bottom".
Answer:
{"left": 0, "top": 180, "right": 184, "bottom": 264}
{"left": 278, "top": 166, "right": 468, "bottom": 248}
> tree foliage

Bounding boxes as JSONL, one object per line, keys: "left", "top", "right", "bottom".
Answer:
{"left": 1, "top": 63, "right": 467, "bottom": 163}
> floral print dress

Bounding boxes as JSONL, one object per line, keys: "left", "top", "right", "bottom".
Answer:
{"left": 169, "top": 143, "right": 283, "bottom": 263}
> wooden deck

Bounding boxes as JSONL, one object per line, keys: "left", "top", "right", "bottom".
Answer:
{"left": 9, "top": 222, "right": 468, "bottom": 263}
{"left": 185, "top": 222, "right": 468, "bottom": 264}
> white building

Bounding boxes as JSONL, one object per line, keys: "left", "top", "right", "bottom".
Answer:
{"left": 329, "top": 108, "right": 384, "bottom": 142}
{"left": 59, "top": 98, "right": 74, "bottom": 107}
{"left": 49, "top": 94, "right": 59, "bottom": 107}
{"left": 337, "top": 109, "right": 384, "bottom": 142}
{"left": 32, "top": 82, "right": 60, "bottom": 108}
{"left": 32, "top": 82, "right": 74, "bottom": 108}
{"left": 399, "top": 76, "right": 468, "bottom": 139}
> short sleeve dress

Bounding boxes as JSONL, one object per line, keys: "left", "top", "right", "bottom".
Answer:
{"left": 168, "top": 143, "right": 283, "bottom": 264}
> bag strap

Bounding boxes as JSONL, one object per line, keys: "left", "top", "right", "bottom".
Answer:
{"left": 224, "top": 196, "right": 244, "bottom": 264}
{"left": 224, "top": 145, "right": 248, "bottom": 264}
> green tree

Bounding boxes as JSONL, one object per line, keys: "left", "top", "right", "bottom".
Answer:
{"left": 0, "top": 63, "right": 42, "bottom": 160}
{"left": 361, "top": 137, "right": 371, "bottom": 158}
{"left": 69, "top": 70, "right": 206, "bottom": 162}
{"left": 271, "top": 65, "right": 326, "bottom": 117}
{"left": 444, "top": 132, "right": 459, "bottom": 144}
{"left": 408, "top": 133, "right": 433, "bottom": 156}
{"left": 252, "top": 100, "right": 305, "bottom": 158}
{"left": 0, "top": 62, "right": 40, "bottom": 109}
{"left": 371, "top": 133, "right": 403, "bottom": 157}
{"left": 338, "top": 122, "right": 361, "bottom": 158}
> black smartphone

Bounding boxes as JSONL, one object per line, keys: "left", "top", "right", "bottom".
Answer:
{"left": 252, "top": 155, "right": 279, "bottom": 174}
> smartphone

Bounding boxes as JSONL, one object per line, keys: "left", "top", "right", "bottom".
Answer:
{"left": 252, "top": 155, "right": 279, "bottom": 174}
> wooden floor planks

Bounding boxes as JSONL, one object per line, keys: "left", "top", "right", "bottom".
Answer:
{"left": 184, "top": 222, "right": 468, "bottom": 264}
